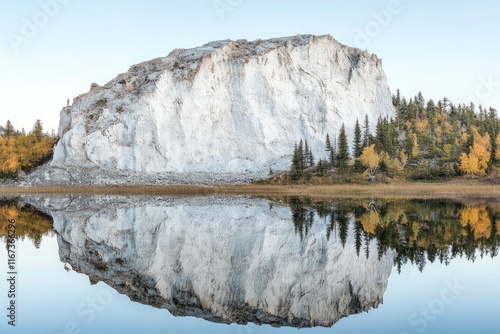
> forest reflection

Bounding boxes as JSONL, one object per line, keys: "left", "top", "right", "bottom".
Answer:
{"left": 282, "top": 197, "right": 500, "bottom": 273}
{"left": 0, "top": 199, "right": 54, "bottom": 248}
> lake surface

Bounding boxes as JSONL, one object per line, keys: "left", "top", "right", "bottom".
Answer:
{"left": 0, "top": 195, "right": 498, "bottom": 333}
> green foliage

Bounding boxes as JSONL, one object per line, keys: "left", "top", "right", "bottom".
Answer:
{"left": 308, "top": 149, "right": 315, "bottom": 168}
{"left": 363, "top": 114, "right": 371, "bottom": 148}
{"left": 32, "top": 119, "right": 44, "bottom": 141}
{"left": 353, "top": 118, "right": 363, "bottom": 158}
{"left": 280, "top": 90, "right": 499, "bottom": 184}
{"left": 325, "top": 134, "right": 332, "bottom": 152}
{"left": 325, "top": 134, "right": 334, "bottom": 166}
{"left": 336, "top": 123, "right": 349, "bottom": 168}
{"left": 285, "top": 197, "right": 500, "bottom": 272}
{"left": 290, "top": 139, "right": 312, "bottom": 181}
{"left": 4, "top": 120, "right": 15, "bottom": 137}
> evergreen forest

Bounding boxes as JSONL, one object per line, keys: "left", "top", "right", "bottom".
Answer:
{"left": 279, "top": 90, "right": 500, "bottom": 183}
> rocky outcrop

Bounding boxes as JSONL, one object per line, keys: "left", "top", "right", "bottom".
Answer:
{"left": 45, "top": 34, "right": 394, "bottom": 184}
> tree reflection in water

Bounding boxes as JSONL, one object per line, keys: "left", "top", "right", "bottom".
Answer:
{"left": 285, "top": 197, "right": 500, "bottom": 273}
{"left": 0, "top": 199, "right": 54, "bottom": 248}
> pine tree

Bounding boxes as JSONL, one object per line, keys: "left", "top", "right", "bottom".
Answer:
{"left": 384, "top": 117, "right": 395, "bottom": 156}
{"left": 393, "top": 88, "right": 402, "bottom": 107}
{"left": 353, "top": 118, "right": 363, "bottom": 158}
{"left": 290, "top": 143, "right": 301, "bottom": 180}
{"left": 298, "top": 139, "right": 305, "bottom": 171}
{"left": 32, "top": 119, "right": 44, "bottom": 141}
{"left": 407, "top": 98, "right": 417, "bottom": 121}
{"left": 337, "top": 123, "right": 349, "bottom": 168}
{"left": 363, "top": 115, "right": 370, "bottom": 148}
{"left": 329, "top": 147, "right": 335, "bottom": 168}
{"left": 354, "top": 221, "right": 363, "bottom": 256}
{"left": 411, "top": 133, "right": 420, "bottom": 159}
{"left": 338, "top": 210, "right": 349, "bottom": 248}
{"left": 416, "top": 91, "right": 425, "bottom": 118}
{"left": 325, "top": 134, "right": 332, "bottom": 151}
{"left": 394, "top": 89, "right": 402, "bottom": 134}
{"left": 375, "top": 117, "right": 386, "bottom": 153}
{"left": 316, "top": 159, "right": 327, "bottom": 176}
{"left": 308, "top": 149, "right": 315, "bottom": 168}
{"left": 304, "top": 140, "right": 310, "bottom": 167}
{"left": 4, "top": 120, "right": 15, "bottom": 137}
{"left": 291, "top": 143, "right": 298, "bottom": 165}
{"left": 325, "top": 134, "right": 334, "bottom": 166}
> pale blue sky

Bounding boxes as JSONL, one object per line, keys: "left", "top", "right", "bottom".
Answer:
{"left": 1, "top": 0, "right": 499, "bottom": 133}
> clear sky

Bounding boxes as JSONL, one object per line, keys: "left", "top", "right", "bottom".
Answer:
{"left": 1, "top": 0, "right": 499, "bottom": 134}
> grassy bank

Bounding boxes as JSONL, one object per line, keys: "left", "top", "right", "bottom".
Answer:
{"left": 1, "top": 181, "right": 499, "bottom": 199}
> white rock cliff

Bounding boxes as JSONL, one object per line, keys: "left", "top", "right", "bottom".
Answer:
{"left": 50, "top": 34, "right": 394, "bottom": 183}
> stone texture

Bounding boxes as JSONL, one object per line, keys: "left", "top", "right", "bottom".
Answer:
{"left": 47, "top": 34, "right": 394, "bottom": 183}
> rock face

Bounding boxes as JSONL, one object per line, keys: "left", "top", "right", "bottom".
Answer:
{"left": 49, "top": 34, "right": 394, "bottom": 183}
{"left": 30, "top": 196, "right": 394, "bottom": 328}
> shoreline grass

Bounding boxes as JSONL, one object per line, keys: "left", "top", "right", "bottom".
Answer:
{"left": 1, "top": 182, "right": 499, "bottom": 199}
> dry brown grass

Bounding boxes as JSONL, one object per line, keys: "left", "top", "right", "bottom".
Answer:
{"left": 0, "top": 185, "right": 216, "bottom": 196}
{"left": 1, "top": 182, "right": 499, "bottom": 199}
{"left": 219, "top": 183, "right": 500, "bottom": 199}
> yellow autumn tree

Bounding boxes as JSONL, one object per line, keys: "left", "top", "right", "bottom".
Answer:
{"left": 359, "top": 144, "right": 380, "bottom": 183}
{"left": 470, "top": 129, "right": 491, "bottom": 174}
{"left": 411, "top": 133, "right": 419, "bottom": 158}
{"left": 415, "top": 118, "right": 429, "bottom": 134}
{"left": 0, "top": 137, "right": 21, "bottom": 174}
{"left": 495, "top": 132, "right": 500, "bottom": 162}
{"left": 460, "top": 128, "right": 491, "bottom": 176}
{"left": 459, "top": 153, "right": 479, "bottom": 177}
{"left": 380, "top": 151, "right": 402, "bottom": 175}
{"left": 360, "top": 210, "right": 380, "bottom": 235}
{"left": 0, "top": 120, "right": 57, "bottom": 177}
{"left": 443, "top": 143, "right": 453, "bottom": 161}
{"left": 0, "top": 202, "right": 54, "bottom": 248}
{"left": 399, "top": 149, "right": 408, "bottom": 167}
{"left": 459, "top": 205, "right": 491, "bottom": 239}
{"left": 456, "top": 132, "right": 470, "bottom": 148}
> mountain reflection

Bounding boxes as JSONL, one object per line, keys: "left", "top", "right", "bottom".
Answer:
{"left": 13, "top": 196, "right": 500, "bottom": 328}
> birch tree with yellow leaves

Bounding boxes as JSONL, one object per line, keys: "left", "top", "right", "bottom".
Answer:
{"left": 459, "top": 128, "right": 491, "bottom": 176}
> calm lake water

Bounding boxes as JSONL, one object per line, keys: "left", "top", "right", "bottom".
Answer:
{"left": 0, "top": 195, "right": 499, "bottom": 334}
